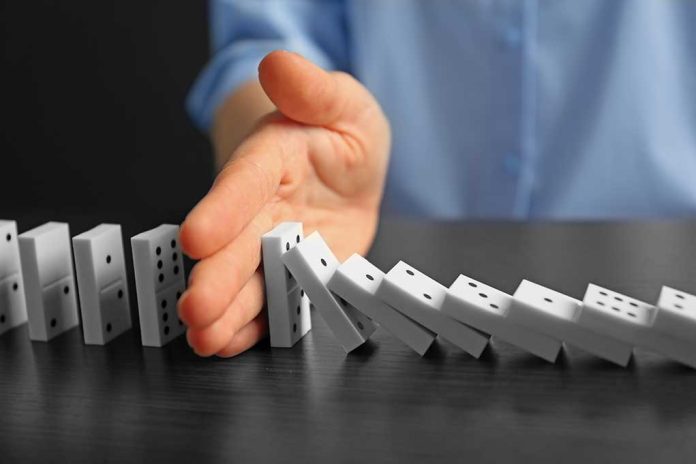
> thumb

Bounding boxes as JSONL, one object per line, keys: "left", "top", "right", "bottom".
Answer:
{"left": 258, "top": 50, "right": 377, "bottom": 129}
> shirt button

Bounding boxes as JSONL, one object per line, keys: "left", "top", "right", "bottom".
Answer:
{"left": 502, "top": 26, "right": 522, "bottom": 48}
{"left": 503, "top": 152, "right": 521, "bottom": 176}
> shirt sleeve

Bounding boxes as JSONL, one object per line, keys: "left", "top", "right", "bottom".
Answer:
{"left": 187, "top": 0, "right": 349, "bottom": 131}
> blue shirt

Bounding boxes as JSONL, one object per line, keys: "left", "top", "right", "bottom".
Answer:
{"left": 187, "top": 0, "right": 696, "bottom": 220}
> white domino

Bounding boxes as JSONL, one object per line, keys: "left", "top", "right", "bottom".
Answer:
{"left": 328, "top": 254, "right": 436, "bottom": 356}
{"left": 508, "top": 280, "right": 633, "bottom": 365}
{"left": 18, "top": 222, "right": 80, "bottom": 341}
{"left": 282, "top": 231, "right": 376, "bottom": 353}
{"left": 578, "top": 284, "right": 654, "bottom": 345}
{"left": 131, "top": 224, "right": 186, "bottom": 347}
{"left": 0, "top": 220, "right": 28, "bottom": 335}
{"left": 579, "top": 284, "right": 696, "bottom": 368}
{"left": 261, "top": 222, "right": 311, "bottom": 348}
{"left": 654, "top": 286, "right": 696, "bottom": 342}
{"left": 376, "top": 261, "right": 489, "bottom": 358}
{"left": 73, "top": 224, "right": 132, "bottom": 345}
{"left": 442, "top": 275, "right": 562, "bottom": 362}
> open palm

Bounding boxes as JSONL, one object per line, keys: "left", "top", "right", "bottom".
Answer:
{"left": 177, "top": 51, "right": 391, "bottom": 357}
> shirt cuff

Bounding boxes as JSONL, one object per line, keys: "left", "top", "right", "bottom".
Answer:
{"left": 186, "top": 38, "right": 338, "bottom": 131}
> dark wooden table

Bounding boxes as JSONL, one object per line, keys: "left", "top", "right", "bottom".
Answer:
{"left": 1, "top": 216, "right": 695, "bottom": 463}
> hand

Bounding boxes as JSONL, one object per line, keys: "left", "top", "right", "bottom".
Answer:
{"left": 177, "top": 51, "right": 391, "bottom": 357}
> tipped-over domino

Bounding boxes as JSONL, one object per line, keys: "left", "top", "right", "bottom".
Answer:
{"left": 282, "top": 231, "right": 376, "bottom": 353}
{"left": 579, "top": 284, "right": 696, "bottom": 368}
{"left": 0, "top": 220, "right": 28, "bottom": 335}
{"left": 508, "top": 280, "right": 633, "bottom": 365}
{"left": 442, "top": 275, "right": 562, "bottom": 362}
{"left": 73, "top": 224, "right": 132, "bottom": 345}
{"left": 262, "top": 222, "right": 311, "bottom": 348}
{"left": 328, "top": 254, "right": 436, "bottom": 356}
{"left": 376, "top": 261, "right": 489, "bottom": 358}
{"left": 18, "top": 222, "right": 80, "bottom": 341}
{"left": 131, "top": 224, "right": 186, "bottom": 347}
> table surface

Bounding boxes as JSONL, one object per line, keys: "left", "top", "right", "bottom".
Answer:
{"left": 1, "top": 216, "right": 695, "bottom": 463}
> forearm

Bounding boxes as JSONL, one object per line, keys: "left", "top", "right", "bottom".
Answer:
{"left": 210, "top": 80, "right": 276, "bottom": 171}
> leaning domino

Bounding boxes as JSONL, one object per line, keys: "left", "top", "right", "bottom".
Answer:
{"left": 328, "top": 254, "right": 436, "bottom": 356}
{"left": 282, "top": 231, "right": 376, "bottom": 353}
{"left": 376, "top": 261, "right": 489, "bottom": 358}
{"left": 442, "top": 275, "right": 562, "bottom": 362}
{"left": 579, "top": 284, "right": 696, "bottom": 368}
{"left": 18, "top": 222, "right": 80, "bottom": 341}
{"left": 0, "top": 220, "right": 28, "bottom": 335}
{"left": 578, "top": 284, "right": 654, "bottom": 346}
{"left": 261, "top": 222, "right": 311, "bottom": 348}
{"left": 508, "top": 280, "right": 633, "bottom": 366}
{"left": 73, "top": 224, "right": 132, "bottom": 345}
{"left": 653, "top": 286, "right": 696, "bottom": 343}
{"left": 131, "top": 224, "right": 186, "bottom": 347}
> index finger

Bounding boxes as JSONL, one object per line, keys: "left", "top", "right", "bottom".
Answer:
{"left": 179, "top": 123, "right": 304, "bottom": 259}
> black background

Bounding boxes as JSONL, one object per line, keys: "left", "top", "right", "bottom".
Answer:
{"left": 1, "top": 1, "right": 212, "bottom": 220}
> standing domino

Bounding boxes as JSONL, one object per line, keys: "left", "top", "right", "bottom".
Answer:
{"left": 328, "top": 254, "right": 436, "bottom": 356}
{"left": 261, "top": 222, "right": 311, "bottom": 348}
{"left": 442, "top": 275, "right": 562, "bottom": 362}
{"left": 282, "top": 231, "right": 376, "bottom": 353}
{"left": 18, "top": 222, "right": 80, "bottom": 341}
{"left": 131, "top": 224, "right": 186, "bottom": 347}
{"left": 73, "top": 224, "right": 132, "bottom": 345}
{"left": 508, "top": 280, "right": 633, "bottom": 365}
{"left": 579, "top": 284, "right": 696, "bottom": 368}
{"left": 376, "top": 261, "right": 489, "bottom": 358}
{"left": 0, "top": 220, "right": 28, "bottom": 335}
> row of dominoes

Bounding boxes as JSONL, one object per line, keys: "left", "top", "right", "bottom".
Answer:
{"left": 0, "top": 220, "right": 186, "bottom": 347}
{"left": 263, "top": 222, "right": 696, "bottom": 368}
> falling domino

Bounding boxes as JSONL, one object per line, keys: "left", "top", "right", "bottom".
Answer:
{"left": 507, "top": 280, "right": 633, "bottom": 365}
{"left": 328, "top": 254, "right": 436, "bottom": 356}
{"left": 579, "top": 284, "right": 696, "bottom": 369}
{"left": 442, "top": 275, "right": 562, "bottom": 362}
{"left": 282, "top": 231, "right": 376, "bottom": 353}
{"left": 376, "top": 261, "right": 489, "bottom": 358}
{"left": 0, "top": 220, "right": 28, "bottom": 335}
